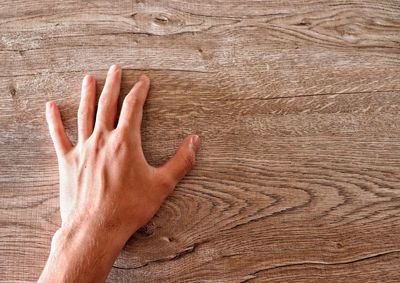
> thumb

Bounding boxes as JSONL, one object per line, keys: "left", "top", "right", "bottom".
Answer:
{"left": 158, "top": 134, "right": 201, "bottom": 188}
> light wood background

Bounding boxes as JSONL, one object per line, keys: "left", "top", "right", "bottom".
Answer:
{"left": 1, "top": 0, "right": 400, "bottom": 282}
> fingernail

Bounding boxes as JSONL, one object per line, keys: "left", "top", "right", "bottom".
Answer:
{"left": 46, "top": 101, "right": 54, "bottom": 112}
{"left": 190, "top": 135, "right": 201, "bottom": 153}
{"left": 139, "top": 74, "right": 149, "bottom": 82}
{"left": 83, "top": 75, "right": 91, "bottom": 86}
{"left": 109, "top": 64, "right": 120, "bottom": 74}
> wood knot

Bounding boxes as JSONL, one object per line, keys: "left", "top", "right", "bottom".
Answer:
{"left": 8, "top": 85, "right": 16, "bottom": 98}
{"left": 295, "top": 20, "right": 311, "bottom": 27}
{"left": 137, "top": 221, "right": 157, "bottom": 236}
{"left": 161, "top": 236, "right": 174, "bottom": 242}
{"left": 154, "top": 13, "right": 170, "bottom": 24}
{"left": 198, "top": 47, "right": 213, "bottom": 60}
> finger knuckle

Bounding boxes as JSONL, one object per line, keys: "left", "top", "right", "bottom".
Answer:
{"left": 158, "top": 173, "right": 175, "bottom": 191}
{"left": 181, "top": 152, "right": 195, "bottom": 169}
{"left": 127, "top": 95, "right": 140, "bottom": 108}
{"left": 118, "top": 123, "right": 130, "bottom": 133}
{"left": 127, "top": 95, "right": 138, "bottom": 107}
{"left": 78, "top": 106, "right": 91, "bottom": 118}
{"left": 98, "top": 96, "right": 110, "bottom": 109}
{"left": 92, "top": 129, "right": 104, "bottom": 141}
{"left": 111, "top": 131, "right": 128, "bottom": 153}
{"left": 90, "top": 130, "right": 105, "bottom": 152}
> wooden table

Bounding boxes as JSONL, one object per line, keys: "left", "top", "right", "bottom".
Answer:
{"left": 1, "top": 1, "right": 400, "bottom": 282}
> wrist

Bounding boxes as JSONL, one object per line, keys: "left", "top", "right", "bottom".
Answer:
{"left": 40, "top": 220, "right": 127, "bottom": 283}
{"left": 52, "top": 218, "right": 127, "bottom": 255}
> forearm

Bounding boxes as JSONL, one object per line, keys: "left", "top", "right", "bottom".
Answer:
{"left": 39, "top": 221, "right": 127, "bottom": 283}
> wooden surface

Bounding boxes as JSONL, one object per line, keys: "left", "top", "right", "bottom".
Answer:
{"left": 1, "top": 0, "right": 400, "bottom": 282}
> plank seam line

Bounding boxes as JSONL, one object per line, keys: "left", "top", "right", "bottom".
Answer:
{"left": 215, "top": 89, "right": 400, "bottom": 101}
{"left": 0, "top": 68, "right": 213, "bottom": 78}
{"left": 241, "top": 249, "right": 400, "bottom": 282}
{"left": 112, "top": 239, "right": 210, "bottom": 270}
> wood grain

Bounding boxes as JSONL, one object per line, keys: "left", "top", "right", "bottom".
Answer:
{"left": 1, "top": 0, "right": 400, "bottom": 282}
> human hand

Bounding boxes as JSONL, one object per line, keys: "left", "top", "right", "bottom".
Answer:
{"left": 39, "top": 65, "right": 201, "bottom": 282}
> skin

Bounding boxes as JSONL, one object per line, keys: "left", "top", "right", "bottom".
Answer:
{"left": 38, "top": 64, "right": 201, "bottom": 283}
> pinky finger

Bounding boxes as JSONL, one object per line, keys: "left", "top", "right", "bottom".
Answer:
{"left": 46, "top": 101, "right": 73, "bottom": 156}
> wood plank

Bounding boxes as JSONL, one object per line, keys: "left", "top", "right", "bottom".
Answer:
{"left": 1, "top": 0, "right": 400, "bottom": 282}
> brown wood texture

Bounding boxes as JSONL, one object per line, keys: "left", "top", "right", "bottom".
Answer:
{"left": 1, "top": 0, "right": 400, "bottom": 282}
